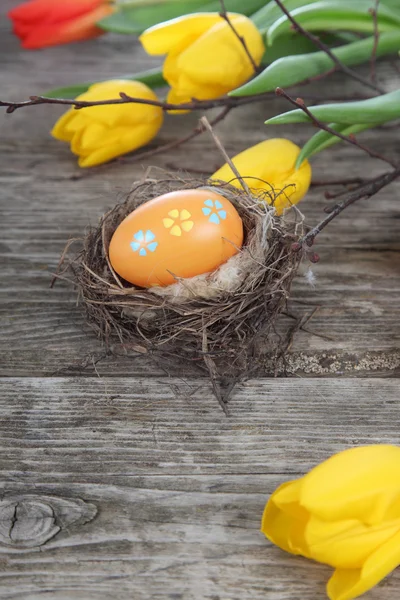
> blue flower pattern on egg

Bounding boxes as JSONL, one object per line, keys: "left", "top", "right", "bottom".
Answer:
{"left": 130, "top": 230, "right": 158, "bottom": 257}
{"left": 202, "top": 199, "right": 227, "bottom": 224}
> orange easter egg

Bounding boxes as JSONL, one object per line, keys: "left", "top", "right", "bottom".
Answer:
{"left": 108, "top": 189, "right": 244, "bottom": 287}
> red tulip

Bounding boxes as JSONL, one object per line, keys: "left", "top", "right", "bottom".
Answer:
{"left": 8, "top": 0, "right": 114, "bottom": 49}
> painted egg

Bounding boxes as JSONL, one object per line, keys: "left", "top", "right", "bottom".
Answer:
{"left": 108, "top": 189, "right": 244, "bottom": 287}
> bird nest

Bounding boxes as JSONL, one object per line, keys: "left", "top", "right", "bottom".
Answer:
{"left": 65, "top": 175, "right": 304, "bottom": 411}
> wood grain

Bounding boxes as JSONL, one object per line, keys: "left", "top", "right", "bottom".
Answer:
{"left": 1, "top": 21, "right": 400, "bottom": 374}
{"left": 0, "top": 494, "right": 97, "bottom": 549}
{"left": 1, "top": 378, "right": 400, "bottom": 599}
{"left": 2, "top": 0, "right": 400, "bottom": 598}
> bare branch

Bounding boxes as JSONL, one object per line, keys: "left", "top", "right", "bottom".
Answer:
{"left": 276, "top": 87, "right": 398, "bottom": 168}
{"left": 272, "top": 0, "right": 385, "bottom": 94}
{"left": 311, "top": 177, "right": 367, "bottom": 187}
{"left": 201, "top": 115, "right": 252, "bottom": 196}
{"left": 219, "top": 0, "right": 261, "bottom": 74}
{"left": 0, "top": 92, "right": 257, "bottom": 113}
{"left": 295, "top": 166, "right": 400, "bottom": 247}
{"left": 122, "top": 106, "right": 232, "bottom": 165}
{"left": 369, "top": 0, "right": 381, "bottom": 84}
{"left": 0, "top": 88, "right": 370, "bottom": 115}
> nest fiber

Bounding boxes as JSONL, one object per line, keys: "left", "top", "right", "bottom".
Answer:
{"left": 68, "top": 176, "right": 302, "bottom": 399}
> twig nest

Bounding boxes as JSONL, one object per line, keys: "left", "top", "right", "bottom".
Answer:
{"left": 68, "top": 175, "right": 303, "bottom": 406}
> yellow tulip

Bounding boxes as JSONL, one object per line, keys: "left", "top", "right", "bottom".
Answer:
{"left": 261, "top": 445, "right": 400, "bottom": 600}
{"left": 139, "top": 13, "right": 265, "bottom": 106}
{"left": 211, "top": 138, "right": 312, "bottom": 215}
{"left": 51, "top": 80, "right": 163, "bottom": 167}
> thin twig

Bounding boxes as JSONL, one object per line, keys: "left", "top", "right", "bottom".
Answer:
{"left": 276, "top": 88, "right": 398, "bottom": 168}
{"left": 311, "top": 177, "right": 367, "bottom": 187}
{"left": 323, "top": 179, "right": 374, "bottom": 202}
{"left": 369, "top": 0, "right": 381, "bottom": 84}
{"left": 49, "top": 237, "right": 80, "bottom": 288}
{"left": 295, "top": 166, "right": 400, "bottom": 247}
{"left": 200, "top": 115, "right": 252, "bottom": 196}
{"left": 219, "top": 0, "right": 261, "bottom": 74}
{"left": 122, "top": 106, "right": 232, "bottom": 165}
{"left": 272, "top": 0, "right": 384, "bottom": 94}
{"left": 0, "top": 89, "right": 372, "bottom": 115}
{"left": 1, "top": 92, "right": 270, "bottom": 114}
{"left": 202, "top": 329, "right": 229, "bottom": 416}
{"left": 282, "top": 307, "right": 320, "bottom": 354}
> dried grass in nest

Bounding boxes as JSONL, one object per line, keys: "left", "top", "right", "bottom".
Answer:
{"left": 66, "top": 174, "right": 304, "bottom": 412}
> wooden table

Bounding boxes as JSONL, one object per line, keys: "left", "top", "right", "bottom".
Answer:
{"left": 1, "top": 2, "right": 400, "bottom": 598}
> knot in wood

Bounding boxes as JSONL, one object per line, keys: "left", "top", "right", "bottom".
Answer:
{"left": 0, "top": 494, "right": 97, "bottom": 549}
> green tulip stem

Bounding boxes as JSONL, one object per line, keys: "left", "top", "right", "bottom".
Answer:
{"left": 263, "top": 0, "right": 384, "bottom": 93}
{"left": 266, "top": 87, "right": 400, "bottom": 126}
{"left": 231, "top": 31, "right": 400, "bottom": 98}
{"left": 275, "top": 87, "right": 398, "bottom": 168}
{"left": 266, "top": 1, "right": 400, "bottom": 43}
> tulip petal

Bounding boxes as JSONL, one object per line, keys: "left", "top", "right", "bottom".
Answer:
{"left": 51, "top": 109, "right": 77, "bottom": 141}
{"left": 146, "top": 12, "right": 264, "bottom": 107}
{"left": 73, "top": 80, "right": 162, "bottom": 128}
{"left": 78, "top": 145, "right": 122, "bottom": 168}
{"left": 261, "top": 446, "right": 400, "bottom": 600}
{"left": 306, "top": 514, "right": 400, "bottom": 569}
{"left": 52, "top": 79, "right": 163, "bottom": 167}
{"left": 80, "top": 122, "right": 113, "bottom": 150}
{"left": 24, "top": 5, "right": 113, "bottom": 49}
{"left": 77, "top": 124, "right": 159, "bottom": 167}
{"left": 9, "top": 0, "right": 112, "bottom": 49}
{"left": 301, "top": 445, "right": 400, "bottom": 525}
{"left": 139, "top": 13, "right": 224, "bottom": 55}
{"left": 177, "top": 15, "right": 264, "bottom": 91}
{"left": 165, "top": 88, "right": 194, "bottom": 114}
{"left": 70, "top": 121, "right": 105, "bottom": 153}
{"left": 211, "top": 138, "right": 311, "bottom": 214}
{"left": 213, "top": 138, "right": 301, "bottom": 184}
{"left": 163, "top": 39, "right": 197, "bottom": 89}
{"left": 327, "top": 529, "right": 400, "bottom": 600}
{"left": 261, "top": 480, "right": 311, "bottom": 556}
{"left": 9, "top": 0, "right": 105, "bottom": 25}
{"left": 271, "top": 163, "right": 312, "bottom": 214}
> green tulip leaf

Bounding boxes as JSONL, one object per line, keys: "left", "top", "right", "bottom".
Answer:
{"left": 202, "top": 0, "right": 269, "bottom": 15}
{"left": 98, "top": 0, "right": 267, "bottom": 34}
{"left": 45, "top": 67, "right": 165, "bottom": 99}
{"left": 259, "top": 32, "right": 352, "bottom": 66}
{"left": 252, "top": 0, "right": 327, "bottom": 30}
{"left": 231, "top": 31, "right": 400, "bottom": 97}
{"left": 98, "top": 2, "right": 208, "bottom": 33}
{"left": 253, "top": 0, "right": 400, "bottom": 31}
{"left": 266, "top": 1, "right": 400, "bottom": 45}
{"left": 295, "top": 122, "right": 376, "bottom": 167}
{"left": 265, "top": 88, "right": 400, "bottom": 126}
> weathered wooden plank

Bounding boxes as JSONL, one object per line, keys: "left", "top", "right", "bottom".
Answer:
{"left": 1, "top": 133, "right": 399, "bottom": 375}
{"left": 0, "top": 377, "right": 399, "bottom": 599}
{"left": 1, "top": 1, "right": 400, "bottom": 375}
{"left": 1, "top": 241, "right": 400, "bottom": 376}
{"left": 2, "top": 1, "right": 400, "bottom": 598}
{"left": 2, "top": 377, "right": 400, "bottom": 476}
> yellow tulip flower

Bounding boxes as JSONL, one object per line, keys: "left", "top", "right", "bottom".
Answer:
{"left": 140, "top": 13, "right": 265, "bottom": 106}
{"left": 51, "top": 80, "right": 163, "bottom": 167}
{"left": 262, "top": 445, "right": 400, "bottom": 600}
{"left": 211, "top": 138, "right": 312, "bottom": 214}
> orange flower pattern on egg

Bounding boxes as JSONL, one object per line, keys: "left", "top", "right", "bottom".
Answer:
{"left": 108, "top": 189, "right": 244, "bottom": 288}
